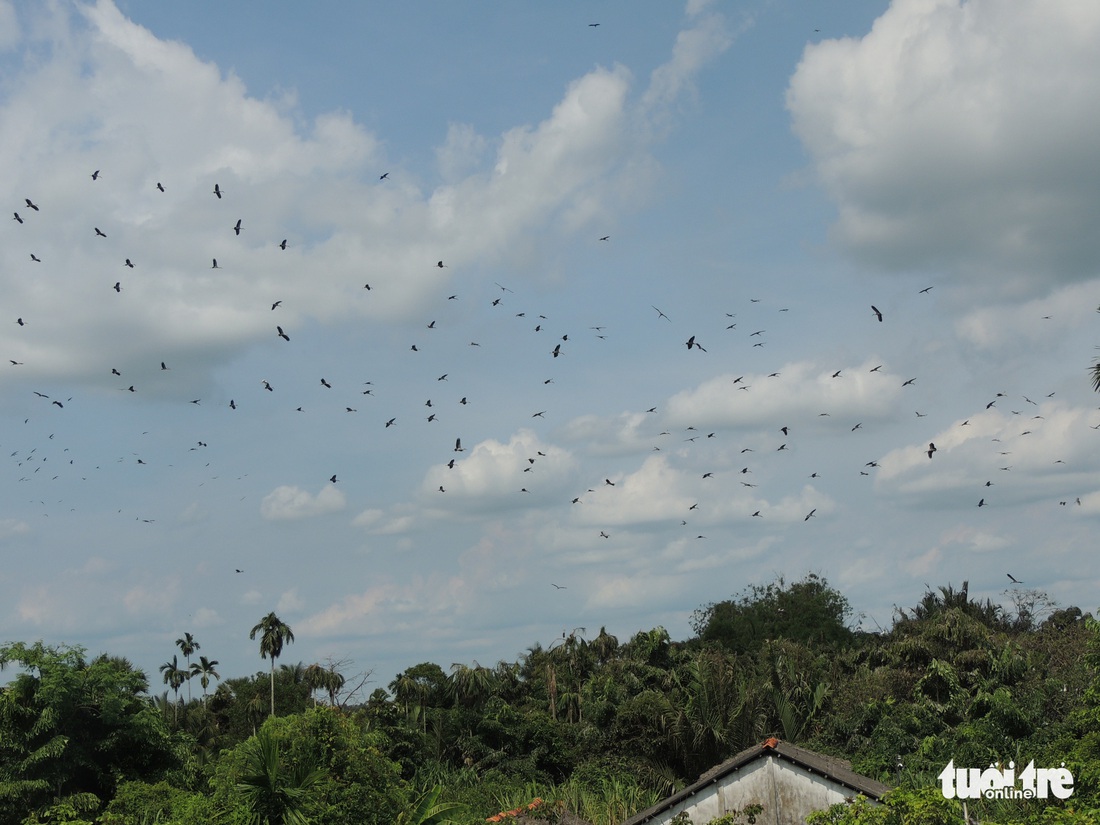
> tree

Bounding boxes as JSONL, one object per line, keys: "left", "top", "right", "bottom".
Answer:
{"left": 159, "top": 655, "right": 187, "bottom": 724}
{"left": 250, "top": 612, "right": 296, "bottom": 718}
{"left": 0, "top": 642, "right": 177, "bottom": 824}
{"left": 395, "top": 786, "right": 465, "bottom": 825}
{"left": 691, "top": 574, "right": 853, "bottom": 655}
{"left": 191, "top": 655, "right": 221, "bottom": 701}
{"left": 235, "top": 727, "right": 324, "bottom": 825}
{"left": 175, "top": 632, "right": 199, "bottom": 703}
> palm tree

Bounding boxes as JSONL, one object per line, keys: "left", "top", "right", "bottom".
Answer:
{"left": 250, "top": 612, "right": 295, "bottom": 718}
{"left": 190, "top": 655, "right": 221, "bottom": 702}
{"left": 236, "top": 727, "right": 325, "bottom": 825}
{"left": 176, "top": 632, "right": 199, "bottom": 702}
{"left": 395, "top": 786, "right": 466, "bottom": 825}
{"left": 159, "top": 655, "right": 187, "bottom": 724}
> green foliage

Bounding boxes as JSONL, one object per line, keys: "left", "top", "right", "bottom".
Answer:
{"left": 0, "top": 643, "right": 178, "bottom": 825}
{"left": 690, "top": 574, "right": 853, "bottom": 656}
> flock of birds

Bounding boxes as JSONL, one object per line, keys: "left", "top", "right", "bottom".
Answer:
{"left": 4, "top": 167, "right": 1093, "bottom": 602}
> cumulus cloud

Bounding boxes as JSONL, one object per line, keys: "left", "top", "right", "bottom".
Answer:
{"left": 787, "top": 0, "right": 1100, "bottom": 291}
{"left": 664, "top": 362, "right": 901, "bottom": 429}
{"left": 0, "top": 1, "right": 729, "bottom": 388}
{"left": 421, "top": 429, "right": 576, "bottom": 507}
{"left": 261, "top": 484, "right": 346, "bottom": 520}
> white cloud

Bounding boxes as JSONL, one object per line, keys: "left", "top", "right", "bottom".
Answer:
{"left": 277, "top": 588, "right": 305, "bottom": 613}
{"left": 787, "top": 0, "right": 1100, "bottom": 290}
{"left": 261, "top": 484, "right": 346, "bottom": 520}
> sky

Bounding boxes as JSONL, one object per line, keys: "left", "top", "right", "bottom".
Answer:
{"left": 2, "top": 0, "right": 1100, "bottom": 696}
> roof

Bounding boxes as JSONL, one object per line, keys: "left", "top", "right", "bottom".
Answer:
{"left": 622, "top": 738, "right": 892, "bottom": 825}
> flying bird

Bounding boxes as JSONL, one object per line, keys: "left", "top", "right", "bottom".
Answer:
{"left": 652, "top": 306, "right": 670, "bottom": 321}
{"left": 13, "top": 212, "right": 23, "bottom": 223}
{"left": 871, "top": 305, "right": 883, "bottom": 322}
{"left": 271, "top": 301, "right": 282, "bottom": 310}
{"left": 213, "top": 183, "right": 222, "bottom": 198}
{"left": 233, "top": 219, "right": 242, "bottom": 236}
{"left": 379, "top": 172, "right": 389, "bottom": 180}
{"left": 1007, "top": 573, "right": 1023, "bottom": 584}
{"left": 279, "top": 239, "right": 287, "bottom": 250}
{"left": 157, "top": 182, "right": 165, "bottom": 192}
{"left": 24, "top": 198, "right": 38, "bottom": 211}
{"left": 91, "top": 170, "right": 100, "bottom": 180}
{"left": 277, "top": 326, "right": 290, "bottom": 341}
{"left": 320, "top": 378, "right": 331, "bottom": 388}
{"left": 160, "top": 361, "right": 169, "bottom": 370}
{"left": 454, "top": 438, "right": 463, "bottom": 452}
{"left": 550, "top": 583, "right": 567, "bottom": 589}
{"left": 927, "top": 442, "right": 937, "bottom": 458}
{"left": 330, "top": 475, "right": 338, "bottom": 483}
{"left": 212, "top": 259, "right": 220, "bottom": 269}
{"left": 113, "top": 282, "right": 121, "bottom": 293}
{"left": 125, "top": 259, "right": 134, "bottom": 268}
{"left": 30, "top": 254, "right": 40, "bottom": 262}
{"left": 804, "top": 508, "right": 817, "bottom": 521}
{"left": 95, "top": 227, "right": 107, "bottom": 237}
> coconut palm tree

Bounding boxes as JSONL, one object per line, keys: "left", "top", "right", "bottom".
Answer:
{"left": 236, "top": 727, "right": 325, "bottom": 825}
{"left": 176, "top": 632, "right": 199, "bottom": 702}
{"left": 159, "top": 655, "right": 187, "bottom": 724}
{"left": 250, "top": 612, "right": 295, "bottom": 717}
{"left": 190, "top": 655, "right": 221, "bottom": 702}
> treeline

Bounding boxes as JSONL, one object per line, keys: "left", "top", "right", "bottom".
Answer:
{"left": 1, "top": 574, "right": 1098, "bottom": 825}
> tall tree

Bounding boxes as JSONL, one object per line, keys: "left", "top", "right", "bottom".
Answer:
{"left": 190, "top": 655, "right": 221, "bottom": 702}
{"left": 250, "top": 612, "right": 296, "bottom": 718}
{"left": 159, "top": 655, "right": 187, "bottom": 724}
{"left": 175, "top": 633, "right": 199, "bottom": 702}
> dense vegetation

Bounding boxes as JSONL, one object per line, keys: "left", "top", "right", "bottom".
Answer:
{"left": 2, "top": 574, "right": 1098, "bottom": 825}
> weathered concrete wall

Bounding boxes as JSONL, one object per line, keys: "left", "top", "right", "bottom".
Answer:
{"left": 647, "top": 755, "right": 866, "bottom": 825}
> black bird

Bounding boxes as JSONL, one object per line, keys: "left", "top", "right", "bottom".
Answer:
{"left": 30, "top": 254, "right": 40, "bottom": 262}
{"left": 16, "top": 318, "right": 25, "bottom": 326}
{"left": 598, "top": 235, "right": 610, "bottom": 241}
{"left": 125, "top": 259, "right": 134, "bottom": 268}
{"left": 229, "top": 399, "right": 236, "bottom": 409}
{"left": 927, "top": 442, "right": 937, "bottom": 459}
{"left": 552, "top": 344, "right": 561, "bottom": 358}
{"left": 379, "top": 172, "right": 389, "bottom": 180}
{"left": 454, "top": 438, "right": 463, "bottom": 452}
{"left": 804, "top": 508, "right": 817, "bottom": 521}
{"left": 437, "top": 261, "right": 446, "bottom": 268}
{"left": 95, "top": 227, "right": 107, "bottom": 237}
{"left": 277, "top": 326, "right": 289, "bottom": 341}
{"left": 24, "top": 198, "right": 39, "bottom": 211}
{"left": 919, "top": 286, "right": 933, "bottom": 294}
{"left": 91, "top": 170, "right": 100, "bottom": 180}
{"left": 652, "top": 306, "right": 670, "bottom": 321}
{"left": 330, "top": 475, "right": 338, "bottom": 483}
{"left": 871, "top": 305, "right": 883, "bottom": 322}
{"left": 212, "top": 259, "right": 219, "bottom": 269}
{"left": 13, "top": 212, "right": 23, "bottom": 224}
{"left": 271, "top": 301, "right": 282, "bottom": 310}
{"left": 902, "top": 378, "right": 916, "bottom": 387}
{"left": 262, "top": 380, "right": 273, "bottom": 391}
{"left": 550, "top": 583, "right": 567, "bottom": 589}
{"left": 157, "top": 182, "right": 165, "bottom": 192}
{"left": 686, "top": 335, "right": 706, "bottom": 352}
{"left": 1007, "top": 573, "right": 1023, "bottom": 584}
{"left": 385, "top": 418, "right": 396, "bottom": 427}
{"left": 279, "top": 239, "right": 287, "bottom": 250}
{"left": 160, "top": 361, "right": 169, "bottom": 370}
{"left": 113, "top": 282, "right": 121, "bottom": 293}
{"left": 233, "top": 219, "right": 242, "bottom": 236}
{"left": 213, "top": 183, "right": 222, "bottom": 198}
{"left": 320, "top": 378, "right": 331, "bottom": 388}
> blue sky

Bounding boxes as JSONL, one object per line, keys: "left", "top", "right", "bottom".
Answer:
{"left": 2, "top": 0, "right": 1099, "bottom": 696}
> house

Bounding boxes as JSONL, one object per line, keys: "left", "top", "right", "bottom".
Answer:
{"left": 620, "top": 738, "right": 892, "bottom": 825}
